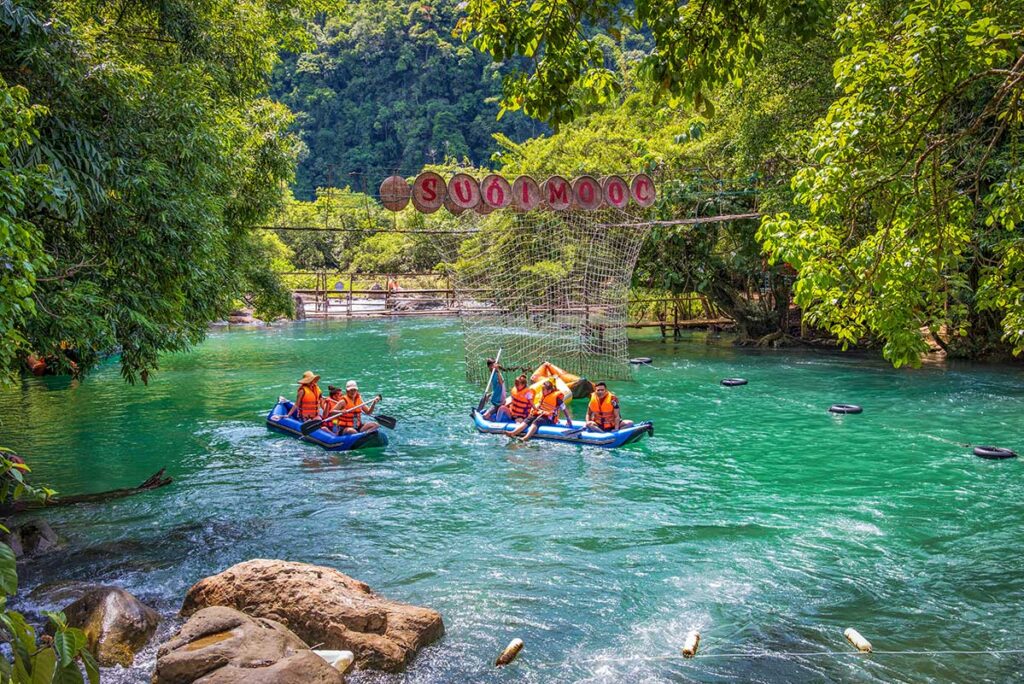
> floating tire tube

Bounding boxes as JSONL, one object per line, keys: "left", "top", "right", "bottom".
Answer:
{"left": 828, "top": 403, "right": 863, "bottom": 414}
{"left": 973, "top": 445, "right": 1018, "bottom": 460}
{"left": 630, "top": 357, "right": 652, "bottom": 365}
{"left": 721, "top": 378, "right": 748, "bottom": 386}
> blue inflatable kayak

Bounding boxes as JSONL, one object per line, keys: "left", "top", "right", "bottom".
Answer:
{"left": 472, "top": 410, "right": 653, "bottom": 448}
{"left": 267, "top": 399, "right": 388, "bottom": 451}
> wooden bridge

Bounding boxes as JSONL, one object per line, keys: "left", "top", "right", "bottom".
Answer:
{"left": 287, "top": 271, "right": 733, "bottom": 335}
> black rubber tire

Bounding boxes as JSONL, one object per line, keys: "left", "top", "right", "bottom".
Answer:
{"left": 828, "top": 403, "right": 863, "bottom": 414}
{"left": 973, "top": 445, "right": 1018, "bottom": 460}
{"left": 721, "top": 378, "right": 748, "bottom": 386}
{"left": 629, "top": 357, "right": 652, "bottom": 365}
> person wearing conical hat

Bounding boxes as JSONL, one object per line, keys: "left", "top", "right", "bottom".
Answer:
{"left": 283, "top": 370, "right": 323, "bottom": 421}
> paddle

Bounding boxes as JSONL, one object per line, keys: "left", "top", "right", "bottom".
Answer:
{"left": 300, "top": 395, "right": 380, "bottom": 435}
{"left": 476, "top": 348, "right": 503, "bottom": 412}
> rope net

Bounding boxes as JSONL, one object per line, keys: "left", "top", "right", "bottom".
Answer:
{"left": 435, "top": 205, "right": 651, "bottom": 383}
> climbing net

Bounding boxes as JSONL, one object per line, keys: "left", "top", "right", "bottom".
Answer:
{"left": 436, "top": 205, "right": 651, "bottom": 383}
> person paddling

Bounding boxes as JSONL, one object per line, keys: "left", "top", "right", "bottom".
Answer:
{"left": 334, "top": 380, "right": 382, "bottom": 434}
{"left": 585, "top": 382, "right": 634, "bottom": 432}
{"left": 320, "top": 385, "right": 345, "bottom": 434}
{"left": 282, "top": 371, "right": 322, "bottom": 421}
{"left": 481, "top": 357, "right": 507, "bottom": 419}
{"left": 510, "top": 379, "right": 572, "bottom": 442}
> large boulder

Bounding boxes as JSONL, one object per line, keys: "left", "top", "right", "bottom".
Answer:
{"left": 181, "top": 560, "right": 444, "bottom": 672}
{"left": 153, "top": 606, "right": 343, "bottom": 684}
{"left": 2, "top": 519, "right": 59, "bottom": 558}
{"left": 62, "top": 587, "right": 160, "bottom": 667}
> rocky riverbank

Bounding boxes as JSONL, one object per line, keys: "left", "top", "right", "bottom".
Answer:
{"left": 10, "top": 522, "right": 443, "bottom": 682}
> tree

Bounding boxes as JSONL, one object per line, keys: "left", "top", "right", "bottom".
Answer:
{"left": 459, "top": 0, "right": 826, "bottom": 126}
{"left": 1, "top": 0, "right": 324, "bottom": 383}
{"left": 760, "top": 0, "right": 1024, "bottom": 365}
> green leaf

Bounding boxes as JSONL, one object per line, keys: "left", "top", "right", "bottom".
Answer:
{"left": 0, "top": 543, "right": 18, "bottom": 595}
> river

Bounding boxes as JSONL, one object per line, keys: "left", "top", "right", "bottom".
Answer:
{"left": 1, "top": 318, "right": 1022, "bottom": 682}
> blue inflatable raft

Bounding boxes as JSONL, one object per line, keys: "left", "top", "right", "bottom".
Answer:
{"left": 472, "top": 410, "right": 653, "bottom": 448}
{"left": 267, "top": 399, "right": 388, "bottom": 451}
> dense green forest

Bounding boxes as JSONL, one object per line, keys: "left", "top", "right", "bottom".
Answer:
{"left": 3, "top": 0, "right": 1024, "bottom": 389}
{"left": 270, "top": 0, "right": 546, "bottom": 199}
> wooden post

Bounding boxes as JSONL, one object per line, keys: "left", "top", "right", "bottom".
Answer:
{"left": 347, "top": 274, "right": 353, "bottom": 317}
{"left": 673, "top": 299, "right": 681, "bottom": 339}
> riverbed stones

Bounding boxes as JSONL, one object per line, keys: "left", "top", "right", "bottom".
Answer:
{"left": 181, "top": 559, "right": 444, "bottom": 672}
{"left": 62, "top": 586, "right": 160, "bottom": 667}
{"left": 2, "top": 518, "right": 59, "bottom": 558}
{"left": 153, "top": 606, "right": 343, "bottom": 684}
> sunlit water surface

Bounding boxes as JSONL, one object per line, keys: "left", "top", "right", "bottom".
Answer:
{"left": 1, "top": 319, "right": 1022, "bottom": 683}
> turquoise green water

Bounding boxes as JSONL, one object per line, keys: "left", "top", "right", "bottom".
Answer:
{"left": 2, "top": 319, "right": 1023, "bottom": 683}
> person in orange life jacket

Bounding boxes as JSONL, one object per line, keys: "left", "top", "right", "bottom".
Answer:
{"left": 279, "top": 371, "right": 323, "bottom": 421}
{"left": 333, "top": 380, "right": 382, "bottom": 434}
{"left": 499, "top": 374, "right": 533, "bottom": 423}
{"left": 319, "top": 385, "right": 345, "bottom": 434}
{"left": 585, "top": 382, "right": 634, "bottom": 432}
{"left": 481, "top": 357, "right": 507, "bottom": 419}
{"left": 509, "top": 379, "right": 573, "bottom": 442}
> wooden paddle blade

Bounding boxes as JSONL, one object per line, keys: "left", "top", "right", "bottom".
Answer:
{"left": 477, "top": 394, "right": 490, "bottom": 412}
{"left": 377, "top": 415, "right": 397, "bottom": 430}
{"left": 300, "top": 418, "right": 324, "bottom": 435}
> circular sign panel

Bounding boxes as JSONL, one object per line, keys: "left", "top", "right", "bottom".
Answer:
{"left": 601, "top": 175, "right": 630, "bottom": 209}
{"left": 542, "top": 176, "right": 572, "bottom": 211}
{"left": 511, "top": 175, "right": 541, "bottom": 212}
{"left": 447, "top": 173, "right": 480, "bottom": 210}
{"left": 480, "top": 174, "right": 513, "bottom": 209}
{"left": 379, "top": 175, "right": 411, "bottom": 211}
{"left": 572, "top": 175, "right": 603, "bottom": 210}
{"left": 444, "top": 196, "right": 466, "bottom": 215}
{"left": 411, "top": 171, "right": 446, "bottom": 213}
{"left": 630, "top": 173, "right": 656, "bottom": 208}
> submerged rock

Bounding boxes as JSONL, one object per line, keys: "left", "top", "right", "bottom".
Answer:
{"left": 62, "top": 587, "right": 160, "bottom": 667}
{"left": 153, "top": 606, "right": 343, "bottom": 684}
{"left": 2, "top": 519, "right": 59, "bottom": 558}
{"left": 29, "top": 580, "right": 104, "bottom": 608}
{"left": 181, "top": 559, "right": 444, "bottom": 672}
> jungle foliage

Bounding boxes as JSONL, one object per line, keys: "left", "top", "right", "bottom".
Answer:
{"left": 465, "top": 0, "right": 1024, "bottom": 364}
{"left": 271, "top": 0, "right": 546, "bottom": 199}
{"left": 0, "top": 0, "right": 321, "bottom": 384}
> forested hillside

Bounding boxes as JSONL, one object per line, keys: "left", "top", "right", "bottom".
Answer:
{"left": 271, "top": 0, "right": 546, "bottom": 199}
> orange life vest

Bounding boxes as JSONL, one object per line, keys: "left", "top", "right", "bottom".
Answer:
{"left": 336, "top": 392, "right": 363, "bottom": 429}
{"left": 509, "top": 386, "right": 534, "bottom": 419}
{"left": 296, "top": 384, "right": 322, "bottom": 420}
{"left": 322, "top": 397, "right": 341, "bottom": 430}
{"left": 535, "top": 390, "right": 563, "bottom": 422}
{"left": 588, "top": 392, "right": 618, "bottom": 431}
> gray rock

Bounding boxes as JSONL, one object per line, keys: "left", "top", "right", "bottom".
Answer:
{"left": 63, "top": 587, "right": 160, "bottom": 667}
{"left": 2, "top": 519, "right": 59, "bottom": 558}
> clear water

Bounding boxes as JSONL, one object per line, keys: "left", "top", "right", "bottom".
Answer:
{"left": 1, "top": 319, "right": 1023, "bottom": 683}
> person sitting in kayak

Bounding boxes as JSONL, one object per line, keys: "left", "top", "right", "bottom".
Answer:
{"left": 319, "top": 385, "right": 345, "bottom": 433}
{"left": 282, "top": 371, "right": 322, "bottom": 421}
{"left": 333, "top": 380, "right": 382, "bottom": 434}
{"left": 481, "top": 357, "right": 507, "bottom": 420}
{"left": 500, "top": 374, "right": 534, "bottom": 423}
{"left": 509, "top": 379, "right": 573, "bottom": 442}
{"left": 585, "top": 382, "right": 634, "bottom": 432}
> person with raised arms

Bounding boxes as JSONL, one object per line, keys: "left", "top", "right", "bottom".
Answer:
{"left": 481, "top": 357, "right": 507, "bottom": 419}
{"left": 585, "top": 382, "right": 634, "bottom": 432}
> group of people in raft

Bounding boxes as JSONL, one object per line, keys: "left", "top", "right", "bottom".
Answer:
{"left": 272, "top": 371, "right": 383, "bottom": 435}
{"left": 481, "top": 360, "right": 633, "bottom": 442}
{"left": 273, "top": 360, "right": 633, "bottom": 442}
